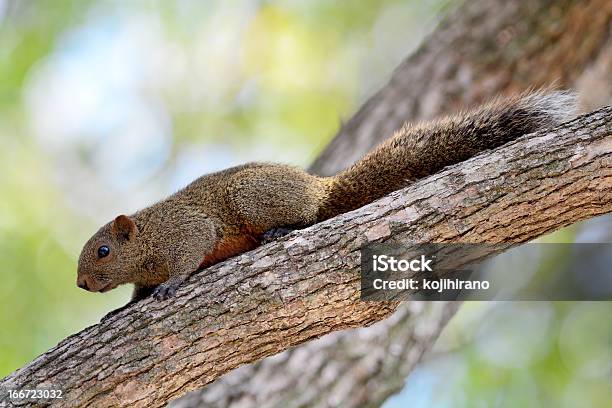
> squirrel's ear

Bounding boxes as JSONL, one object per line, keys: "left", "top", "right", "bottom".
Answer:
{"left": 112, "top": 215, "right": 138, "bottom": 241}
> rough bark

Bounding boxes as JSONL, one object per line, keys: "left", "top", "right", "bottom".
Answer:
{"left": 170, "top": 302, "right": 461, "bottom": 408}
{"left": 1, "top": 106, "right": 610, "bottom": 408}
{"left": 172, "top": 1, "right": 612, "bottom": 407}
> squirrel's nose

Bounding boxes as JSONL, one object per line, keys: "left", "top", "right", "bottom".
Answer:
{"left": 77, "top": 276, "right": 90, "bottom": 291}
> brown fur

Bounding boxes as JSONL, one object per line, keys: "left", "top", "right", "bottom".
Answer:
{"left": 77, "top": 90, "right": 577, "bottom": 301}
{"left": 199, "top": 234, "right": 259, "bottom": 269}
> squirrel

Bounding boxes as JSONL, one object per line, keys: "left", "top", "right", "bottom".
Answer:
{"left": 77, "top": 90, "right": 577, "bottom": 302}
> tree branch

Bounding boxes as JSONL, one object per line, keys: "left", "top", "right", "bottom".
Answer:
{"left": 1, "top": 106, "right": 610, "bottom": 407}
{"left": 170, "top": 302, "right": 461, "bottom": 408}
{"left": 176, "top": 1, "right": 612, "bottom": 405}
{"left": 184, "top": 1, "right": 612, "bottom": 406}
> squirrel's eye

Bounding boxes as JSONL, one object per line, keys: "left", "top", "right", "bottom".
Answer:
{"left": 98, "top": 245, "right": 110, "bottom": 258}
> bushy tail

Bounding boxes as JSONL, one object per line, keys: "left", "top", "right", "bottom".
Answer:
{"left": 317, "top": 90, "right": 579, "bottom": 221}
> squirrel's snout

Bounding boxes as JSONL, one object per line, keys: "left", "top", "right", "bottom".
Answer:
{"left": 77, "top": 275, "right": 91, "bottom": 291}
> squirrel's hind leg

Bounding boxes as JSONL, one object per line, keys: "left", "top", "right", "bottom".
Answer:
{"left": 152, "top": 274, "right": 188, "bottom": 300}
{"left": 261, "top": 226, "right": 296, "bottom": 244}
{"left": 226, "top": 165, "right": 326, "bottom": 232}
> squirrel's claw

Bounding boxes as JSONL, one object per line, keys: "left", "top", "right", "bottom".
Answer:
{"left": 261, "top": 227, "right": 295, "bottom": 244}
{"left": 152, "top": 282, "right": 179, "bottom": 300}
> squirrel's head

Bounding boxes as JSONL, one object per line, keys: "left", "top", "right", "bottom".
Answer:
{"left": 77, "top": 214, "right": 141, "bottom": 293}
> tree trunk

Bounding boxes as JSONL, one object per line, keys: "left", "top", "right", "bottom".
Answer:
{"left": 1, "top": 106, "right": 611, "bottom": 408}
{"left": 311, "top": 0, "right": 612, "bottom": 176}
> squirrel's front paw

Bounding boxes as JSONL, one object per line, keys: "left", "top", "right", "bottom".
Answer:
{"left": 152, "top": 282, "right": 179, "bottom": 300}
